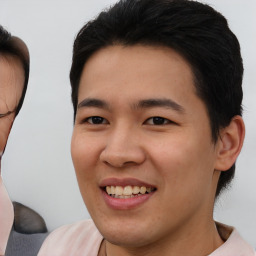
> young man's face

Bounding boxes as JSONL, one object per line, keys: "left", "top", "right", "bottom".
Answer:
{"left": 71, "top": 45, "right": 221, "bottom": 247}
{"left": 0, "top": 56, "right": 24, "bottom": 156}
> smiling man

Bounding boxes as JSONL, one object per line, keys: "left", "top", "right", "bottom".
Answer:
{"left": 39, "top": 0, "right": 255, "bottom": 255}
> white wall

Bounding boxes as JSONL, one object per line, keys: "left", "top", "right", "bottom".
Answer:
{"left": 0, "top": 0, "right": 255, "bottom": 247}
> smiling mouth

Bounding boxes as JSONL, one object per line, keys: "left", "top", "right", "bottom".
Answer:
{"left": 104, "top": 185, "right": 156, "bottom": 199}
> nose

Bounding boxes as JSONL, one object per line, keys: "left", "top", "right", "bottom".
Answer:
{"left": 100, "top": 127, "right": 146, "bottom": 168}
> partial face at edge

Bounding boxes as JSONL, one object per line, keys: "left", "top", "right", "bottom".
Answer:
{"left": 0, "top": 56, "right": 24, "bottom": 155}
{"left": 71, "top": 45, "right": 221, "bottom": 247}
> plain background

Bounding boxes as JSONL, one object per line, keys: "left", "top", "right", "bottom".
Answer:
{"left": 0, "top": 0, "right": 256, "bottom": 247}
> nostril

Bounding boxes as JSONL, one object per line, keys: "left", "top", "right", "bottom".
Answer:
{"left": 102, "top": 159, "right": 138, "bottom": 168}
{"left": 123, "top": 161, "right": 138, "bottom": 167}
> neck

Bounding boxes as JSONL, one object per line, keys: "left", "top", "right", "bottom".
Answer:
{"left": 104, "top": 219, "right": 223, "bottom": 256}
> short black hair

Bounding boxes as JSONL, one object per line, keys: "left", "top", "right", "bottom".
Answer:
{"left": 0, "top": 25, "right": 30, "bottom": 117}
{"left": 70, "top": 0, "right": 243, "bottom": 197}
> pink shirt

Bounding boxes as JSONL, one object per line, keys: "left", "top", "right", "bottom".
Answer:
{"left": 38, "top": 219, "right": 256, "bottom": 256}
{"left": 0, "top": 176, "right": 14, "bottom": 256}
{"left": 38, "top": 219, "right": 102, "bottom": 256}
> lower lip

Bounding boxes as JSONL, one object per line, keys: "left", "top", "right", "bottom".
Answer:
{"left": 102, "top": 190, "right": 155, "bottom": 210}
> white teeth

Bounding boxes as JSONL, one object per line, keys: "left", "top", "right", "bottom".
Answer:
{"left": 105, "top": 185, "right": 155, "bottom": 198}
{"left": 133, "top": 186, "right": 140, "bottom": 194}
{"left": 115, "top": 186, "right": 123, "bottom": 196}
{"left": 106, "top": 186, "right": 111, "bottom": 194}
{"left": 140, "top": 186, "right": 146, "bottom": 194}
{"left": 123, "top": 186, "right": 133, "bottom": 195}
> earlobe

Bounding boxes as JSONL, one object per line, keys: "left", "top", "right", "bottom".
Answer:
{"left": 215, "top": 116, "right": 245, "bottom": 171}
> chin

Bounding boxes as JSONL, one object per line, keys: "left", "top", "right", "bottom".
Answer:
{"left": 104, "top": 230, "right": 153, "bottom": 248}
{"left": 95, "top": 215, "right": 159, "bottom": 247}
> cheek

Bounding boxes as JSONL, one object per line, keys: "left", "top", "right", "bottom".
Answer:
{"left": 71, "top": 133, "right": 96, "bottom": 177}
{"left": 148, "top": 133, "right": 215, "bottom": 191}
{"left": 148, "top": 137, "right": 216, "bottom": 223}
{"left": 71, "top": 131, "right": 106, "bottom": 198}
{"left": 71, "top": 132, "right": 107, "bottom": 217}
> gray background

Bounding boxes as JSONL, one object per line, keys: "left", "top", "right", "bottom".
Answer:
{"left": 0, "top": 0, "right": 255, "bottom": 247}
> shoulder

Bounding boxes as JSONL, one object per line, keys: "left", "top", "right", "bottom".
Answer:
{"left": 210, "top": 222, "right": 256, "bottom": 256}
{"left": 38, "top": 219, "right": 103, "bottom": 256}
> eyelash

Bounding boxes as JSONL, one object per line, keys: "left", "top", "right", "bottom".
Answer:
{"left": 144, "top": 116, "right": 174, "bottom": 125}
{"left": 81, "top": 116, "right": 175, "bottom": 126}
{"left": 83, "top": 116, "right": 108, "bottom": 125}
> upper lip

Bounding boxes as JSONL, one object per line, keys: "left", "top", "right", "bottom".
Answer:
{"left": 99, "top": 177, "right": 156, "bottom": 188}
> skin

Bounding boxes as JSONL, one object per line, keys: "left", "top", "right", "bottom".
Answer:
{"left": 0, "top": 55, "right": 25, "bottom": 256}
{"left": 0, "top": 56, "right": 24, "bottom": 158}
{"left": 71, "top": 45, "right": 244, "bottom": 256}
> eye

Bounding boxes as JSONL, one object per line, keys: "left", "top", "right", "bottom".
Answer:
{"left": 0, "top": 109, "right": 15, "bottom": 119}
{"left": 144, "top": 116, "right": 173, "bottom": 125}
{"left": 84, "top": 116, "right": 108, "bottom": 125}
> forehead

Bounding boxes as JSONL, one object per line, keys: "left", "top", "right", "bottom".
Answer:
{"left": 0, "top": 55, "right": 25, "bottom": 114}
{"left": 78, "top": 44, "right": 197, "bottom": 104}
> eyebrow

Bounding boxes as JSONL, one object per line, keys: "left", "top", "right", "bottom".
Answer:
{"left": 135, "top": 98, "right": 185, "bottom": 113}
{"left": 77, "top": 97, "right": 185, "bottom": 113}
{"left": 77, "top": 98, "right": 109, "bottom": 109}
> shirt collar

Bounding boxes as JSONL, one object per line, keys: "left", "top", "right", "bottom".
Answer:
{"left": 209, "top": 222, "right": 255, "bottom": 256}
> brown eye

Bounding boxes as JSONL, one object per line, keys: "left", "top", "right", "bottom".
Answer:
{"left": 145, "top": 116, "right": 170, "bottom": 125}
{"left": 86, "top": 116, "right": 108, "bottom": 124}
{"left": 152, "top": 117, "right": 166, "bottom": 125}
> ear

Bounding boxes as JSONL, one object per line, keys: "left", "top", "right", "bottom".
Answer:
{"left": 214, "top": 116, "right": 245, "bottom": 171}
